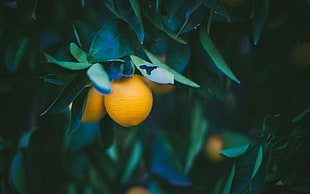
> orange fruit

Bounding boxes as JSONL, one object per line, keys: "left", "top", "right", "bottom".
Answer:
{"left": 223, "top": 0, "right": 248, "bottom": 7}
{"left": 290, "top": 41, "right": 310, "bottom": 68}
{"left": 104, "top": 75, "right": 153, "bottom": 127}
{"left": 125, "top": 186, "right": 150, "bottom": 194}
{"left": 204, "top": 135, "right": 225, "bottom": 162}
{"left": 81, "top": 86, "right": 106, "bottom": 123}
{"left": 141, "top": 76, "right": 175, "bottom": 94}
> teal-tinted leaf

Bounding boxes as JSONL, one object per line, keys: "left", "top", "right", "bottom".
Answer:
{"left": 251, "top": 145, "right": 263, "bottom": 179}
{"left": 250, "top": 143, "right": 272, "bottom": 194}
{"left": 201, "top": 0, "right": 230, "bottom": 22}
{"left": 222, "top": 131, "right": 252, "bottom": 149}
{"left": 5, "top": 38, "right": 30, "bottom": 72}
{"left": 219, "top": 144, "right": 250, "bottom": 158}
{"left": 185, "top": 101, "right": 208, "bottom": 173}
{"left": 148, "top": 181, "right": 165, "bottom": 194}
{"left": 10, "top": 152, "right": 27, "bottom": 194}
{"left": 144, "top": 50, "right": 200, "bottom": 87}
{"left": 18, "top": 128, "right": 37, "bottom": 149}
{"left": 39, "top": 74, "right": 65, "bottom": 85}
{"left": 108, "top": 62, "right": 123, "bottom": 80}
{"left": 166, "top": 41, "right": 191, "bottom": 73}
{"left": 121, "top": 140, "right": 143, "bottom": 182}
{"left": 199, "top": 25, "right": 240, "bottom": 84}
{"left": 103, "top": 0, "right": 122, "bottom": 18}
{"left": 151, "top": 134, "right": 191, "bottom": 186}
{"left": 130, "top": 55, "right": 174, "bottom": 84}
{"left": 115, "top": 0, "right": 144, "bottom": 43}
{"left": 88, "top": 19, "right": 138, "bottom": 63}
{"left": 252, "top": 0, "right": 269, "bottom": 45}
{"left": 122, "top": 59, "right": 135, "bottom": 77}
{"left": 163, "top": 0, "right": 185, "bottom": 20}
{"left": 87, "top": 63, "right": 111, "bottom": 95}
{"left": 68, "top": 88, "right": 89, "bottom": 135}
{"left": 230, "top": 144, "right": 261, "bottom": 194}
{"left": 69, "top": 42, "right": 88, "bottom": 63}
{"left": 222, "top": 163, "right": 236, "bottom": 194}
{"left": 40, "top": 72, "right": 89, "bottom": 116}
{"left": 292, "top": 107, "right": 310, "bottom": 123}
{"left": 42, "top": 52, "right": 91, "bottom": 70}
{"left": 72, "top": 20, "right": 97, "bottom": 51}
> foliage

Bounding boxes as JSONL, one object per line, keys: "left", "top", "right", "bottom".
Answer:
{"left": 1, "top": 0, "right": 310, "bottom": 193}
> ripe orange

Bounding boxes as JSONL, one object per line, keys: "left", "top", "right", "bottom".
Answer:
{"left": 204, "top": 135, "right": 225, "bottom": 162}
{"left": 125, "top": 186, "right": 150, "bottom": 194}
{"left": 290, "top": 41, "right": 310, "bottom": 68}
{"left": 223, "top": 0, "right": 248, "bottom": 7}
{"left": 104, "top": 75, "right": 153, "bottom": 127}
{"left": 141, "top": 76, "right": 175, "bottom": 94}
{"left": 81, "top": 86, "right": 106, "bottom": 123}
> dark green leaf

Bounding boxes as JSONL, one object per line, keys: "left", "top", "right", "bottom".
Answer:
{"left": 115, "top": 0, "right": 144, "bottom": 43}
{"left": 68, "top": 87, "right": 89, "bottom": 135}
{"left": 151, "top": 134, "right": 191, "bottom": 186}
{"left": 250, "top": 143, "right": 272, "bottom": 194}
{"left": 5, "top": 38, "right": 31, "bottom": 72}
{"left": 185, "top": 100, "right": 208, "bottom": 173}
{"left": 222, "top": 163, "right": 236, "bottom": 194}
{"left": 199, "top": 24, "right": 240, "bottom": 84}
{"left": 252, "top": 0, "right": 269, "bottom": 45}
{"left": 88, "top": 19, "right": 138, "bottom": 63}
{"left": 122, "top": 59, "right": 135, "bottom": 77}
{"left": 251, "top": 145, "right": 263, "bottom": 179}
{"left": 223, "top": 131, "right": 252, "bottom": 149}
{"left": 18, "top": 128, "right": 37, "bottom": 148}
{"left": 69, "top": 42, "right": 88, "bottom": 63}
{"left": 144, "top": 50, "right": 200, "bottom": 87}
{"left": 87, "top": 63, "right": 111, "bottom": 95}
{"left": 130, "top": 55, "right": 174, "bottom": 84}
{"left": 39, "top": 74, "right": 65, "bottom": 85}
{"left": 166, "top": 41, "right": 191, "bottom": 73}
{"left": 201, "top": 0, "right": 230, "bottom": 22}
{"left": 108, "top": 62, "right": 123, "bottom": 80}
{"left": 10, "top": 152, "right": 27, "bottom": 194}
{"left": 121, "top": 140, "right": 143, "bottom": 182}
{"left": 291, "top": 107, "right": 310, "bottom": 123}
{"left": 42, "top": 52, "right": 91, "bottom": 70}
{"left": 40, "top": 72, "right": 89, "bottom": 116}
{"left": 219, "top": 144, "right": 250, "bottom": 158}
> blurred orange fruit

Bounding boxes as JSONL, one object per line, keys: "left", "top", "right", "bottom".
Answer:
{"left": 141, "top": 76, "right": 175, "bottom": 94}
{"left": 125, "top": 186, "right": 150, "bottom": 194}
{"left": 290, "top": 41, "right": 310, "bottom": 68}
{"left": 81, "top": 86, "right": 106, "bottom": 123}
{"left": 204, "top": 135, "right": 225, "bottom": 162}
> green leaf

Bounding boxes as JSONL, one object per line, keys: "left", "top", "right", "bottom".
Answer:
{"left": 251, "top": 145, "right": 263, "bottom": 179}
{"left": 252, "top": 0, "right": 269, "bottom": 45}
{"left": 115, "top": 0, "right": 144, "bottom": 44}
{"left": 121, "top": 140, "right": 143, "bottom": 182}
{"left": 39, "top": 74, "right": 65, "bottom": 85}
{"left": 144, "top": 49, "right": 200, "bottom": 87}
{"left": 40, "top": 72, "right": 90, "bottom": 116}
{"left": 201, "top": 0, "right": 231, "bottom": 22}
{"left": 291, "top": 107, "right": 310, "bottom": 123}
{"left": 130, "top": 55, "right": 174, "bottom": 84}
{"left": 69, "top": 42, "right": 88, "bottom": 63}
{"left": 18, "top": 128, "right": 37, "bottom": 149}
{"left": 184, "top": 100, "right": 208, "bottom": 173}
{"left": 223, "top": 131, "right": 252, "bottom": 149}
{"left": 68, "top": 88, "right": 89, "bottom": 135}
{"left": 88, "top": 19, "right": 138, "bottom": 63}
{"left": 199, "top": 24, "right": 240, "bottom": 84}
{"left": 222, "top": 163, "right": 236, "bottom": 194}
{"left": 87, "top": 63, "right": 111, "bottom": 95}
{"left": 219, "top": 144, "right": 250, "bottom": 158}
{"left": 10, "top": 152, "right": 27, "bottom": 194}
{"left": 42, "top": 52, "right": 91, "bottom": 70}
{"left": 249, "top": 143, "right": 272, "bottom": 194}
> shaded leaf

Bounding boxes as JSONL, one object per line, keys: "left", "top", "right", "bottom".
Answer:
{"left": 122, "top": 59, "right": 135, "bottom": 77}
{"left": 219, "top": 144, "right": 250, "bottom": 158}
{"left": 87, "top": 63, "right": 111, "bottom": 95}
{"left": 222, "top": 163, "right": 236, "bottom": 194}
{"left": 252, "top": 0, "right": 269, "bottom": 45}
{"left": 151, "top": 134, "right": 191, "bottom": 186}
{"left": 130, "top": 55, "right": 174, "bottom": 84}
{"left": 223, "top": 131, "right": 252, "bottom": 149}
{"left": 291, "top": 107, "right": 310, "bottom": 123}
{"left": 18, "top": 128, "right": 37, "bottom": 149}
{"left": 69, "top": 42, "right": 88, "bottom": 63}
{"left": 40, "top": 72, "right": 89, "bottom": 116}
{"left": 10, "top": 152, "right": 27, "bottom": 194}
{"left": 199, "top": 24, "right": 240, "bottom": 84}
{"left": 121, "top": 140, "right": 143, "bottom": 182}
{"left": 68, "top": 87, "right": 89, "bottom": 135}
{"left": 251, "top": 145, "right": 263, "bottom": 179}
{"left": 144, "top": 50, "right": 199, "bottom": 87}
{"left": 184, "top": 100, "right": 208, "bottom": 173}
{"left": 108, "top": 62, "right": 123, "bottom": 80}
{"left": 88, "top": 19, "right": 138, "bottom": 62}
{"left": 39, "top": 74, "right": 65, "bottom": 85}
{"left": 201, "top": 0, "right": 230, "bottom": 22}
{"left": 42, "top": 52, "right": 91, "bottom": 70}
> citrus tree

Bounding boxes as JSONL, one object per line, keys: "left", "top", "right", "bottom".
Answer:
{"left": 1, "top": 0, "right": 310, "bottom": 193}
